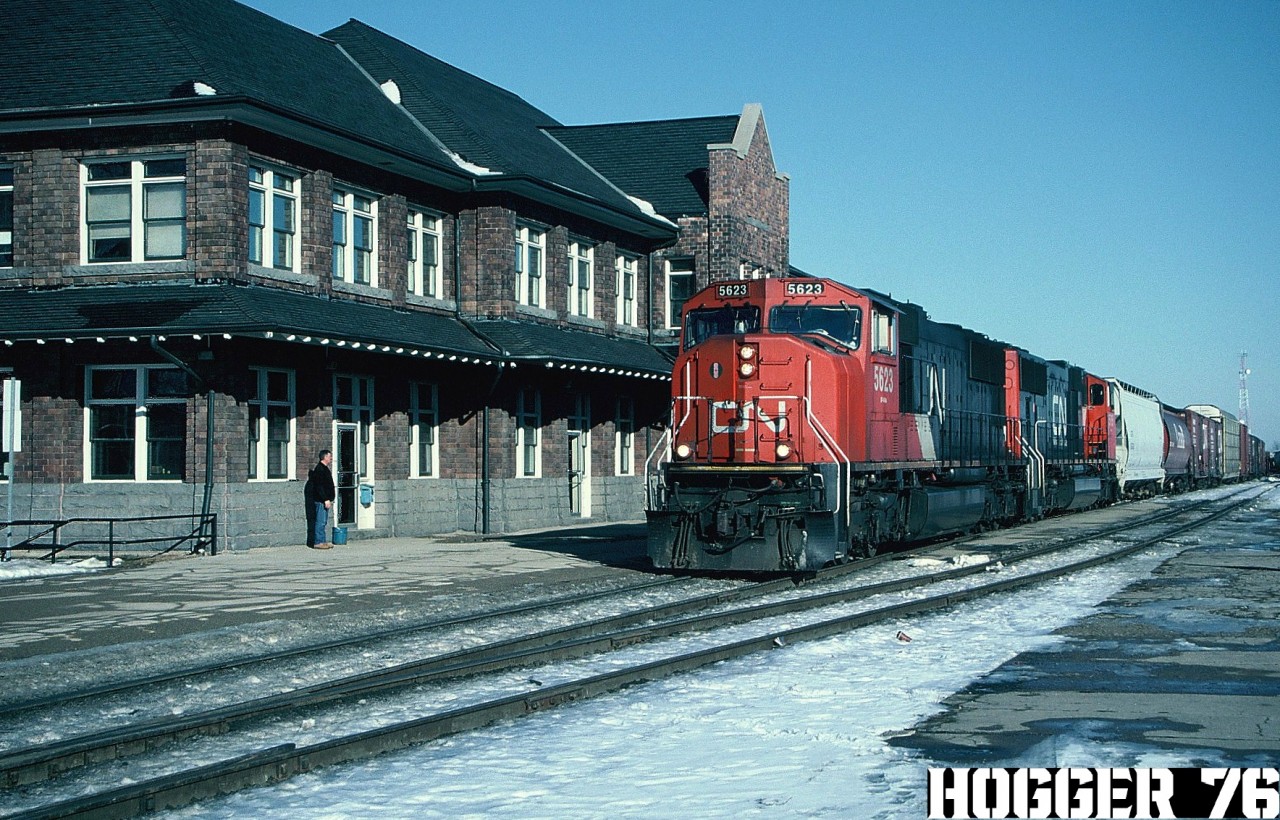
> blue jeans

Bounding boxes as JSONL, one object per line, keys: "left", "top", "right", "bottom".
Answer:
{"left": 312, "top": 502, "right": 329, "bottom": 545}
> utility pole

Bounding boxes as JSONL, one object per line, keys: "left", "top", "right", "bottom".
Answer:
{"left": 1238, "top": 351, "right": 1251, "bottom": 428}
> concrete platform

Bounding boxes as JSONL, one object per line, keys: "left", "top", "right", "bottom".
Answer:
{"left": 0, "top": 523, "right": 651, "bottom": 663}
{"left": 893, "top": 506, "right": 1280, "bottom": 763}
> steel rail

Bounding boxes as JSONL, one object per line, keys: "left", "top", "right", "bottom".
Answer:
{"left": 5, "top": 487, "right": 1268, "bottom": 818}
{"left": 0, "top": 488, "right": 1257, "bottom": 788}
{"left": 1, "top": 575, "right": 690, "bottom": 714}
{"left": 5, "top": 482, "right": 1242, "bottom": 717}
{"left": 0, "top": 488, "right": 1252, "bottom": 776}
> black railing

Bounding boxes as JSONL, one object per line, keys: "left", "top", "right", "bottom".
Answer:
{"left": 0, "top": 513, "right": 217, "bottom": 564}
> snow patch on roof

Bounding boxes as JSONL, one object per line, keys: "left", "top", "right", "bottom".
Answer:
{"left": 448, "top": 150, "right": 498, "bottom": 176}
{"left": 193, "top": 82, "right": 217, "bottom": 97}
{"left": 379, "top": 80, "right": 401, "bottom": 105}
{"left": 627, "top": 195, "right": 677, "bottom": 227}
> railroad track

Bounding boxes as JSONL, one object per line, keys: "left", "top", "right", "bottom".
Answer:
{"left": 2, "top": 486, "right": 1269, "bottom": 819}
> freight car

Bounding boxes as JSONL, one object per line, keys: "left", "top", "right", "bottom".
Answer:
{"left": 645, "top": 277, "right": 1260, "bottom": 573}
{"left": 1186, "top": 405, "right": 1246, "bottom": 482}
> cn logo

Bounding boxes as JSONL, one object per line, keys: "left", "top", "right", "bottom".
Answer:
{"left": 711, "top": 400, "right": 789, "bottom": 434}
{"left": 874, "top": 364, "right": 895, "bottom": 393}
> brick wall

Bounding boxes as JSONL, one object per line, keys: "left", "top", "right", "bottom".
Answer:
{"left": 708, "top": 115, "right": 789, "bottom": 280}
{"left": 464, "top": 205, "right": 511, "bottom": 318}
{"left": 191, "top": 139, "right": 240, "bottom": 282}
{"left": 29, "top": 148, "right": 80, "bottom": 280}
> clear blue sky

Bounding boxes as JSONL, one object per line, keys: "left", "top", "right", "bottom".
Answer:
{"left": 246, "top": 0, "right": 1279, "bottom": 447}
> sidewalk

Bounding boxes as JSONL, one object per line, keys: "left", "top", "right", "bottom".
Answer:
{"left": 0, "top": 523, "right": 650, "bottom": 662}
{"left": 894, "top": 528, "right": 1280, "bottom": 761}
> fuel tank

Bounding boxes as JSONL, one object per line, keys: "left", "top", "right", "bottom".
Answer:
{"left": 905, "top": 486, "right": 987, "bottom": 540}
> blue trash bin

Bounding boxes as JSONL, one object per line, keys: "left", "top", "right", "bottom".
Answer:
{"left": 332, "top": 526, "right": 348, "bottom": 545}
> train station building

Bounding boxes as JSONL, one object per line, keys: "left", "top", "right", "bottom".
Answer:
{"left": 0, "top": 0, "right": 791, "bottom": 550}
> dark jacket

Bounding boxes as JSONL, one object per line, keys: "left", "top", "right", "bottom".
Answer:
{"left": 306, "top": 462, "right": 336, "bottom": 503}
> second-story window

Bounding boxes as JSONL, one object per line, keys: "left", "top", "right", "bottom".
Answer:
{"left": 616, "top": 255, "right": 637, "bottom": 327}
{"left": 0, "top": 168, "right": 12, "bottom": 267}
{"left": 666, "top": 258, "right": 696, "bottom": 329}
{"left": 83, "top": 158, "right": 186, "bottom": 263}
{"left": 248, "top": 165, "right": 299, "bottom": 271}
{"left": 407, "top": 210, "right": 442, "bottom": 298}
{"left": 568, "top": 241, "right": 593, "bottom": 317}
{"left": 515, "top": 224, "right": 545, "bottom": 308}
{"left": 333, "top": 188, "right": 377, "bottom": 285}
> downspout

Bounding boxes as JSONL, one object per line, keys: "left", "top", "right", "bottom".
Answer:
{"left": 453, "top": 213, "right": 507, "bottom": 535}
{"left": 647, "top": 253, "right": 654, "bottom": 347}
{"left": 150, "top": 336, "right": 214, "bottom": 552}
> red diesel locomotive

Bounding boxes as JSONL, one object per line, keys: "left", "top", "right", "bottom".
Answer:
{"left": 644, "top": 277, "right": 1260, "bottom": 573}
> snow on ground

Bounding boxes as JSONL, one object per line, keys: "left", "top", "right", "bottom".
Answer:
{"left": 0, "top": 556, "right": 115, "bottom": 580}
{"left": 164, "top": 536, "right": 1241, "bottom": 819}
{"left": 6, "top": 485, "right": 1266, "bottom": 818}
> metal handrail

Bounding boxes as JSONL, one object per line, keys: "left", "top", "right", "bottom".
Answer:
{"left": 0, "top": 513, "right": 217, "bottom": 564}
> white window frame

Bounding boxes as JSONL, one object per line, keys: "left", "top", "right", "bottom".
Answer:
{"left": 0, "top": 367, "right": 11, "bottom": 481}
{"left": 666, "top": 258, "right": 696, "bottom": 329}
{"left": 81, "top": 157, "right": 186, "bottom": 264}
{"left": 248, "top": 367, "right": 295, "bottom": 481}
{"left": 568, "top": 240, "right": 594, "bottom": 318}
{"left": 615, "top": 254, "right": 637, "bottom": 327}
{"left": 0, "top": 166, "right": 13, "bottom": 268}
{"left": 248, "top": 164, "right": 300, "bottom": 271}
{"left": 407, "top": 209, "right": 443, "bottom": 299}
{"left": 515, "top": 224, "right": 545, "bottom": 308}
{"left": 84, "top": 365, "right": 187, "bottom": 482}
{"left": 615, "top": 396, "right": 635, "bottom": 476}
{"left": 332, "top": 186, "right": 378, "bottom": 286}
{"left": 410, "top": 382, "right": 439, "bottom": 478}
{"left": 516, "top": 388, "right": 541, "bottom": 478}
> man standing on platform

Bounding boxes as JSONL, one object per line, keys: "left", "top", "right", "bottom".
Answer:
{"left": 304, "top": 449, "right": 336, "bottom": 549}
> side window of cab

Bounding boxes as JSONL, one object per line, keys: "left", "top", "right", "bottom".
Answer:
{"left": 872, "top": 309, "right": 896, "bottom": 355}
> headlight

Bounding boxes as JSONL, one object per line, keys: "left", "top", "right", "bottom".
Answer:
{"left": 739, "top": 361, "right": 756, "bottom": 378}
{"left": 738, "top": 344, "right": 757, "bottom": 361}
{"left": 775, "top": 443, "right": 792, "bottom": 459}
{"left": 674, "top": 443, "right": 693, "bottom": 460}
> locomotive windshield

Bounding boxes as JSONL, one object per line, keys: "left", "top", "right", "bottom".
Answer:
{"left": 769, "top": 304, "right": 861, "bottom": 349}
{"left": 683, "top": 305, "right": 762, "bottom": 349}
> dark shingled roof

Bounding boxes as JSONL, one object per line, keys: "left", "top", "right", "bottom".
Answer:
{"left": 0, "top": 0, "right": 676, "bottom": 237}
{"left": 323, "top": 20, "right": 644, "bottom": 218}
{"left": 473, "top": 320, "right": 673, "bottom": 376}
{"left": 545, "top": 116, "right": 741, "bottom": 220}
{"left": 0, "top": 0, "right": 453, "bottom": 169}
{"left": 0, "top": 283, "right": 498, "bottom": 358}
